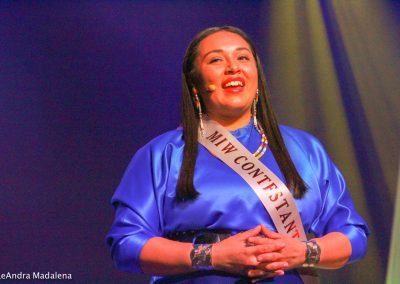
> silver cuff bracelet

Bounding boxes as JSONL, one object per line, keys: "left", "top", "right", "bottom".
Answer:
{"left": 190, "top": 244, "right": 213, "bottom": 270}
{"left": 302, "top": 239, "right": 321, "bottom": 267}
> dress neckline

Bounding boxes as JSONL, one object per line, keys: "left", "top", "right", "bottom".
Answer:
{"left": 230, "top": 119, "right": 253, "bottom": 139}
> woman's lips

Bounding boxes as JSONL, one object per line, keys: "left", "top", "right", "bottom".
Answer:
{"left": 221, "top": 77, "right": 245, "bottom": 93}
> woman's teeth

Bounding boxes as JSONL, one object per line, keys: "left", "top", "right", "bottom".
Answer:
{"left": 225, "top": 81, "right": 243, "bottom": 87}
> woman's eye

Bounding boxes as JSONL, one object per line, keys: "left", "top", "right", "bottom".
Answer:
{"left": 238, "top": 55, "right": 250, "bottom": 61}
{"left": 209, "top": 58, "right": 222, "bottom": 64}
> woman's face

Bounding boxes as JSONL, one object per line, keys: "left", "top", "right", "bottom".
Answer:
{"left": 195, "top": 31, "right": 258, "bottom": 125}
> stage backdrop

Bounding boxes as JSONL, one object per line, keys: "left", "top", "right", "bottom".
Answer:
{"left": 1, "top": 1, "right": 399, "bottom": 283}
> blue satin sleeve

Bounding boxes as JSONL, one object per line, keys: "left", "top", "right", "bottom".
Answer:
{"left": 310, "top": 141, "right": 369, "bottom": 263}
{"left": 283, "top": 127, "right": 369, "bottom": 263}
{"left": 106, "top": 132, "right": 178, "bottom": 273}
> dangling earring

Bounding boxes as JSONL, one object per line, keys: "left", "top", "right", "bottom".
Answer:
{"left": 252, "top": 89, "right": 268, "bottom": 159}
{"left": 253, "top": 89, "right": 259, "bottom": 129}
{"left": 193, "top": 88, "right": 204, "bottom": 136}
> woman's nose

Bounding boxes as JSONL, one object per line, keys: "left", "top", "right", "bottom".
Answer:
{"left": 225, "top": 60, "right": 240, "bottom": 74}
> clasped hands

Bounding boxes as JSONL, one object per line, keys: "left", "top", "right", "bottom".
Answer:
{"left": 211, "top": 224, "right": 306, "bottom": 281}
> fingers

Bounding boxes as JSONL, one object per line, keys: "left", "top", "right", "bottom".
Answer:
{"left": 237, "top": 225, "right": 262, "bottom": 240}
{"left": 246, "top": 240, "right": 285, "bottom": 255}
{"left": 256, "top": 252, "right": 284, "bottom": 263}
{"left": 214, "top": 226, "right": 288, "bottom": 276}
{"left": 260, "top": 224, "right": 281, "bottom": 239}
{"left": 247, "top": 236, "right": 285, "bottom": 246}
{"left": 247, "top": 268, "right": 285, "bottom": 281}
{"left": 263, "top": 261, "right": 288, "bottom": 271}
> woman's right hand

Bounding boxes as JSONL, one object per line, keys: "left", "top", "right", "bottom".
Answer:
{"left": 211, "top": 225, "right": 288, "bottom": 279}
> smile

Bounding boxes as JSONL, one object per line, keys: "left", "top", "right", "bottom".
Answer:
{"left": 222, "top": 77, "right": 245, "bottom": 89}
{"left": 225, "top": 81, "right": 243, "bottom": 87}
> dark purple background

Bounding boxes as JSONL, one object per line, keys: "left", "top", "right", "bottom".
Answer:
{"left": 0, "top": 1, "right": 267, "bottom": 283}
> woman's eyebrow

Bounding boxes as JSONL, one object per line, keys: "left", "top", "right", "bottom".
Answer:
{"left": 203, "top": 49, "right": 223, "bottom": 59}
{"left": 203, "top": 47, "right": 250, "bottom": 59}
{"left": 236, "top": 47, "right": 250, "bottom": 52}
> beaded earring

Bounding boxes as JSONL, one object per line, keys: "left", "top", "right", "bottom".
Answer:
{"left": 252, "top": 89, "right": 268, "bottom": 159}
{"left": 253, "top": 89, "right": 259, "bottom": 129}
{"left": 192, "top": 88, "right": 204, "bottom": 136}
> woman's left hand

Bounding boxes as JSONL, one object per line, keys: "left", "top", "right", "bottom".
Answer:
{"left": 247, "top": 225, "right": 306, "bottom": 272}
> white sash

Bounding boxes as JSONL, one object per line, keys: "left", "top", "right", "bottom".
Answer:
{"left": 198, "top": 119, "right": 306, "bottom": 241}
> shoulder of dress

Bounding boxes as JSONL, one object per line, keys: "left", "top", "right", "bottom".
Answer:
{"left": 278, "top": 125, "right": 326, "bottom": 157}
{"left": 279, "top": 125, "right": 319, "bottom": 143}
{"left": 140, "top": 127, "right": 184, "bottom": 153}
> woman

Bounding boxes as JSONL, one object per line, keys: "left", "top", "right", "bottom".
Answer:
{"left": 106, "top": 26, "right": 369, "bottom": 283}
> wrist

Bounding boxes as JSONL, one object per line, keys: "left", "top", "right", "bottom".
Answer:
{"left": 190, "top": 244, "right": 213, "bottom": 271}
{"left": 302, "top": 240, "right": 321, "bottom": 267}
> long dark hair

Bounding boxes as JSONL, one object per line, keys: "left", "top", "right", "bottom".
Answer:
{"left": 176, "top": 26, "right": 307, "bottom": 201}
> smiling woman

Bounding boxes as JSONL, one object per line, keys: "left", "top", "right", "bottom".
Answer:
{"left": 195, "top": 31, "right": 258, "bottom": 129}
{"left": 106, "top": 26, "right": 369, "bottom": 283}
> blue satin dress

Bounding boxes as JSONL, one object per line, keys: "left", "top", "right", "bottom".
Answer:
{"left": 106, "top": 122, "right": 369, "bottom": 283}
